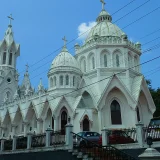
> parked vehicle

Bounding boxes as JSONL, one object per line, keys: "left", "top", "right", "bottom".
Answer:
{"left": 98, "top": 130, "right": 134, "bottom": 145}
{"left": 73, "top": 131, "right": 100, "bottom": 147}
{"left": 147, "top": 117, "right": 160, "bottom": 140}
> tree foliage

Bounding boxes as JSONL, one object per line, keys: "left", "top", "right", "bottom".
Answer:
{"left": 146, "top": 79, "right": 160, "bottom": 117}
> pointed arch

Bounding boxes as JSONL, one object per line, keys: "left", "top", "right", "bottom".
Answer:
{"left": 2, "top": 110, "right": 12, "bottom": 137}
{"left": 110, "top": 100, "right": 122, "bottom": 124}
{"left": 113, "top": 49, "right": 123, "bottom": 67}
{"left": 60, "top": 107, "right": 68, "bottom": 134}
{"left": 79, "top": 56, "right": 87, "bottom": 72}
{"left": 79, "top": 91, "right": 94, "bottom": 108}
{"left": 12, "top": 107, "right": 23, "bottom": 135}
{"left": 80, "top": 110, "right": 93, "bottom": 131}
{"left": 87, "top": 52, "right": 95, "bottom": 70}
{"left": 44, "top": 108, "right": 53, "bottom": 130}
{"left": 83, "top": 115, "right": 90, "bottom": 131}
{"left": 100, "top": 49, "right": 111, "bottom": 67}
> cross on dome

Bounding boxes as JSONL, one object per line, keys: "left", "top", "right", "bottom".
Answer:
{"left": 62, "top": 36, "right": 67, "bottom": 47}
{"left": 7, "top": 14, "right": 14, "bottom": 27}
{"left": 100, "top": 0, "right": 106, "bottom": 10}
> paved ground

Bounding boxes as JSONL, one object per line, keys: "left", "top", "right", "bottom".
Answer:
{"left": 122, "top": 147, "right": 160, "bottom": 159}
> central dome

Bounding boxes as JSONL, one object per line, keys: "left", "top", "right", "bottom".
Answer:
{"left": 85, "top": 10, "right": 125, "bottom": 43}
{"left": 51, "top": 46, "right": 80, "bottom": 70}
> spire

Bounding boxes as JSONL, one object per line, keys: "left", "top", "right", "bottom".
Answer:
{"left": 21, "top": 64, "right": 32, "bottom": 93}
{"left": 4, "top": 14, "right": 14, "bottom": 45}
{"left": 96, "top": 0, "right": 112, "bottom": 23}
{"left": 61, "top": 36, "right": 68, "bottom": 52}
{"left": 38, "top": 78, "right": 44, "bottom": 93}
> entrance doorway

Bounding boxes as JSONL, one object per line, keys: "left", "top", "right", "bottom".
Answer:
{"left": 83, "top": 118, "right": 89, "bottom": 131}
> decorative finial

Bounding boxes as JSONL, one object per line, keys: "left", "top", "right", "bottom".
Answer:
{"left": 62, "top": 36, "right": 67, "bottom": 47}
{"left": 26, "top": 63, "right": 29, "bottom": 72}
{"left": 100, "top": 0, "right": 106, "bottom": 10}
{"left": 7, "top": 14, "right": 14, "bottom": 27}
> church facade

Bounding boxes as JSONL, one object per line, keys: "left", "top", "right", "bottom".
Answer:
{"left": 0, "top": 2, "right": 156, "bottom": 138}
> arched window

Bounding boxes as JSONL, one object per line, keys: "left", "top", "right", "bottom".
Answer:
{"left": 50, "top": 78, "right": 53, "bottom": 88}
{"left": 53, "top": 76, "right": 56, "bottom": 86}
{"left": 83, "top": 60, "right": 86, "bottom": 72}
{"left": 9, "top": 52, "right": 12, "bottom": 65}
{"left": 104, "top": 54, "right": 107, "bottom": 67}
{"left": 116, "top": 55, "right": 120, "bottom": 67}
{"left": 61, "top": 110, "right": 67, "bottom": 134}
{"left": 136, "top": 107, "right": 140, "bottom": 122}
{"left": 3, "top": 52, "right": 6, "bottom": 64}
{"left": 66, "top": 75, "right": 69, "bottom": 85}
{"left": 111, "top": 100, "right": 122, "bottom": 124}
{"left": 73, "top": 76, "right": 75, "bottom": 86}
{"left": 92, "top": 57, "right": 95, "bottom": 69}
{"left": 60, "top": 75, "right": 63, "bottom": 86}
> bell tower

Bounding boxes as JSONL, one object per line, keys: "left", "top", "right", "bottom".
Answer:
{"left": 0, "top": 14, "right": 20, "bottom": 105}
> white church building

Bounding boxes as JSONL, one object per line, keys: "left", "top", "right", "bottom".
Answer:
{"left": 0, "top": 1, "right": 156, "bottom": 138}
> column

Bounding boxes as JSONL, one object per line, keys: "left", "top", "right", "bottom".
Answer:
{"left": 0, "top": 138, "right": 5, "bottom": 151}
{"left": 65, "top": 122, "right": 73, "bottom": 150}
{"left": 23, "top": 122, "right": 29, "bottom": 137}
{"left": 11, "top": 124, "right": 17, "bottom": 138}
{"left": 6, "top": 51, "right": 9, "bottom": 65}
{"left": 54, "top": 117, "right": 58, "bottom": 132}
{"left": 45, "top": 126, "right": 53, "bottom": 147}
{"left": 136, "top": 121, "right": 144, "bottom": 147}
{"left": 37, "top": 119, "right": 43, "bottom": 134}
{"left": 12, "top": 136, "right": 17, "bottom": 151}
{"left": 27, "top": 132, "right": 33, "bottom": 149}
{"left": 98, "top": 110, "right": 102, "bottom": 133}
{"left": 101, "top": 127, "right": 109, "bottom": 146}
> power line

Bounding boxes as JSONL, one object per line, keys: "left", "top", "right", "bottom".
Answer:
{"left": 1, "top": 42, "right": 160, "bottom": 120}
{"left": 17, "top": 0, "right": 151, "bottom": 77}
{"left": 18, "top": 1, "right": 155, "bottom": 80}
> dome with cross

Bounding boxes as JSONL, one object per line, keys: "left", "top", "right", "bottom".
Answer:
{"left": 85, "top": 1, "right": 125, "bottom": 44}
{"left": 50, "top": 46, "right": 80, "bottom": 71}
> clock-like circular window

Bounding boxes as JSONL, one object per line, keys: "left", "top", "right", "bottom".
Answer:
{"left": 7, "top": 78, "right": 11, "bottom": 83}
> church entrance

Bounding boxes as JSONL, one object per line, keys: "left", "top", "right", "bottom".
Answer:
{"left": 83, "top": 118, "right": 89, "bottom": 131}
{"left": 61, "top": 111, "right": 67, "bottom": 135}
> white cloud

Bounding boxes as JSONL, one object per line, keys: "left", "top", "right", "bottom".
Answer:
{"left": 78, "top": 21, "right": 97, "bottom": 41}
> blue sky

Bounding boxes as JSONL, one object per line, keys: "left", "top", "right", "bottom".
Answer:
{"left": 0, "top": 0, "right": 160, "bottom": 89}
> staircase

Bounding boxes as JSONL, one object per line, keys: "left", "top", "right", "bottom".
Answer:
{"left": 71, "top": 132, "right": 138, "bottom": 160}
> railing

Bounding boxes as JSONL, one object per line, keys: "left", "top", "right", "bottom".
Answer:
{"left": 71, "top": 132, "right": 137, "bottom": 160}
{"left": 16, "top": 136, "right": 27, "bottom": 149}
{"left": 50, "top": 130, "right": 65, "bottom": 146}
{"left": 123, "top": 128, "right": 138, "bottom": 142}
{"left": 31, "top": 134, "right": 46, "bottom": 148}
{"left": 143, "top": 125, "right": 160, "bottom": 141}
{"left": 4, "top": 139, "right": 12, "bottom": 151}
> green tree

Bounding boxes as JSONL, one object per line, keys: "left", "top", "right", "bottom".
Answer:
{"left": 146, "top": 79, "right": 160, "bottom": 117}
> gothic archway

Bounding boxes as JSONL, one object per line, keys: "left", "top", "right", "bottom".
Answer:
{"left": 83, "top": 116, "right": 90, "bottom": 131}
{"left": 61, "top": 110, "right": 67, "bottom": 134}
{"left": 110, "top": 100, "right": 122, "bottom": 124}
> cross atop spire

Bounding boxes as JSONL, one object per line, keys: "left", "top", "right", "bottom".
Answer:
{"left": 26, "top": 63, "right": 29, "bottom": 72}
{"left": 100, "top": 0, "right": 106, "bottom": 10}
{"left": 62, "top": 36, "right": 67, "bottom": 47}
{"left": 7, "top": 14, "right": 14, "bottom": 27}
